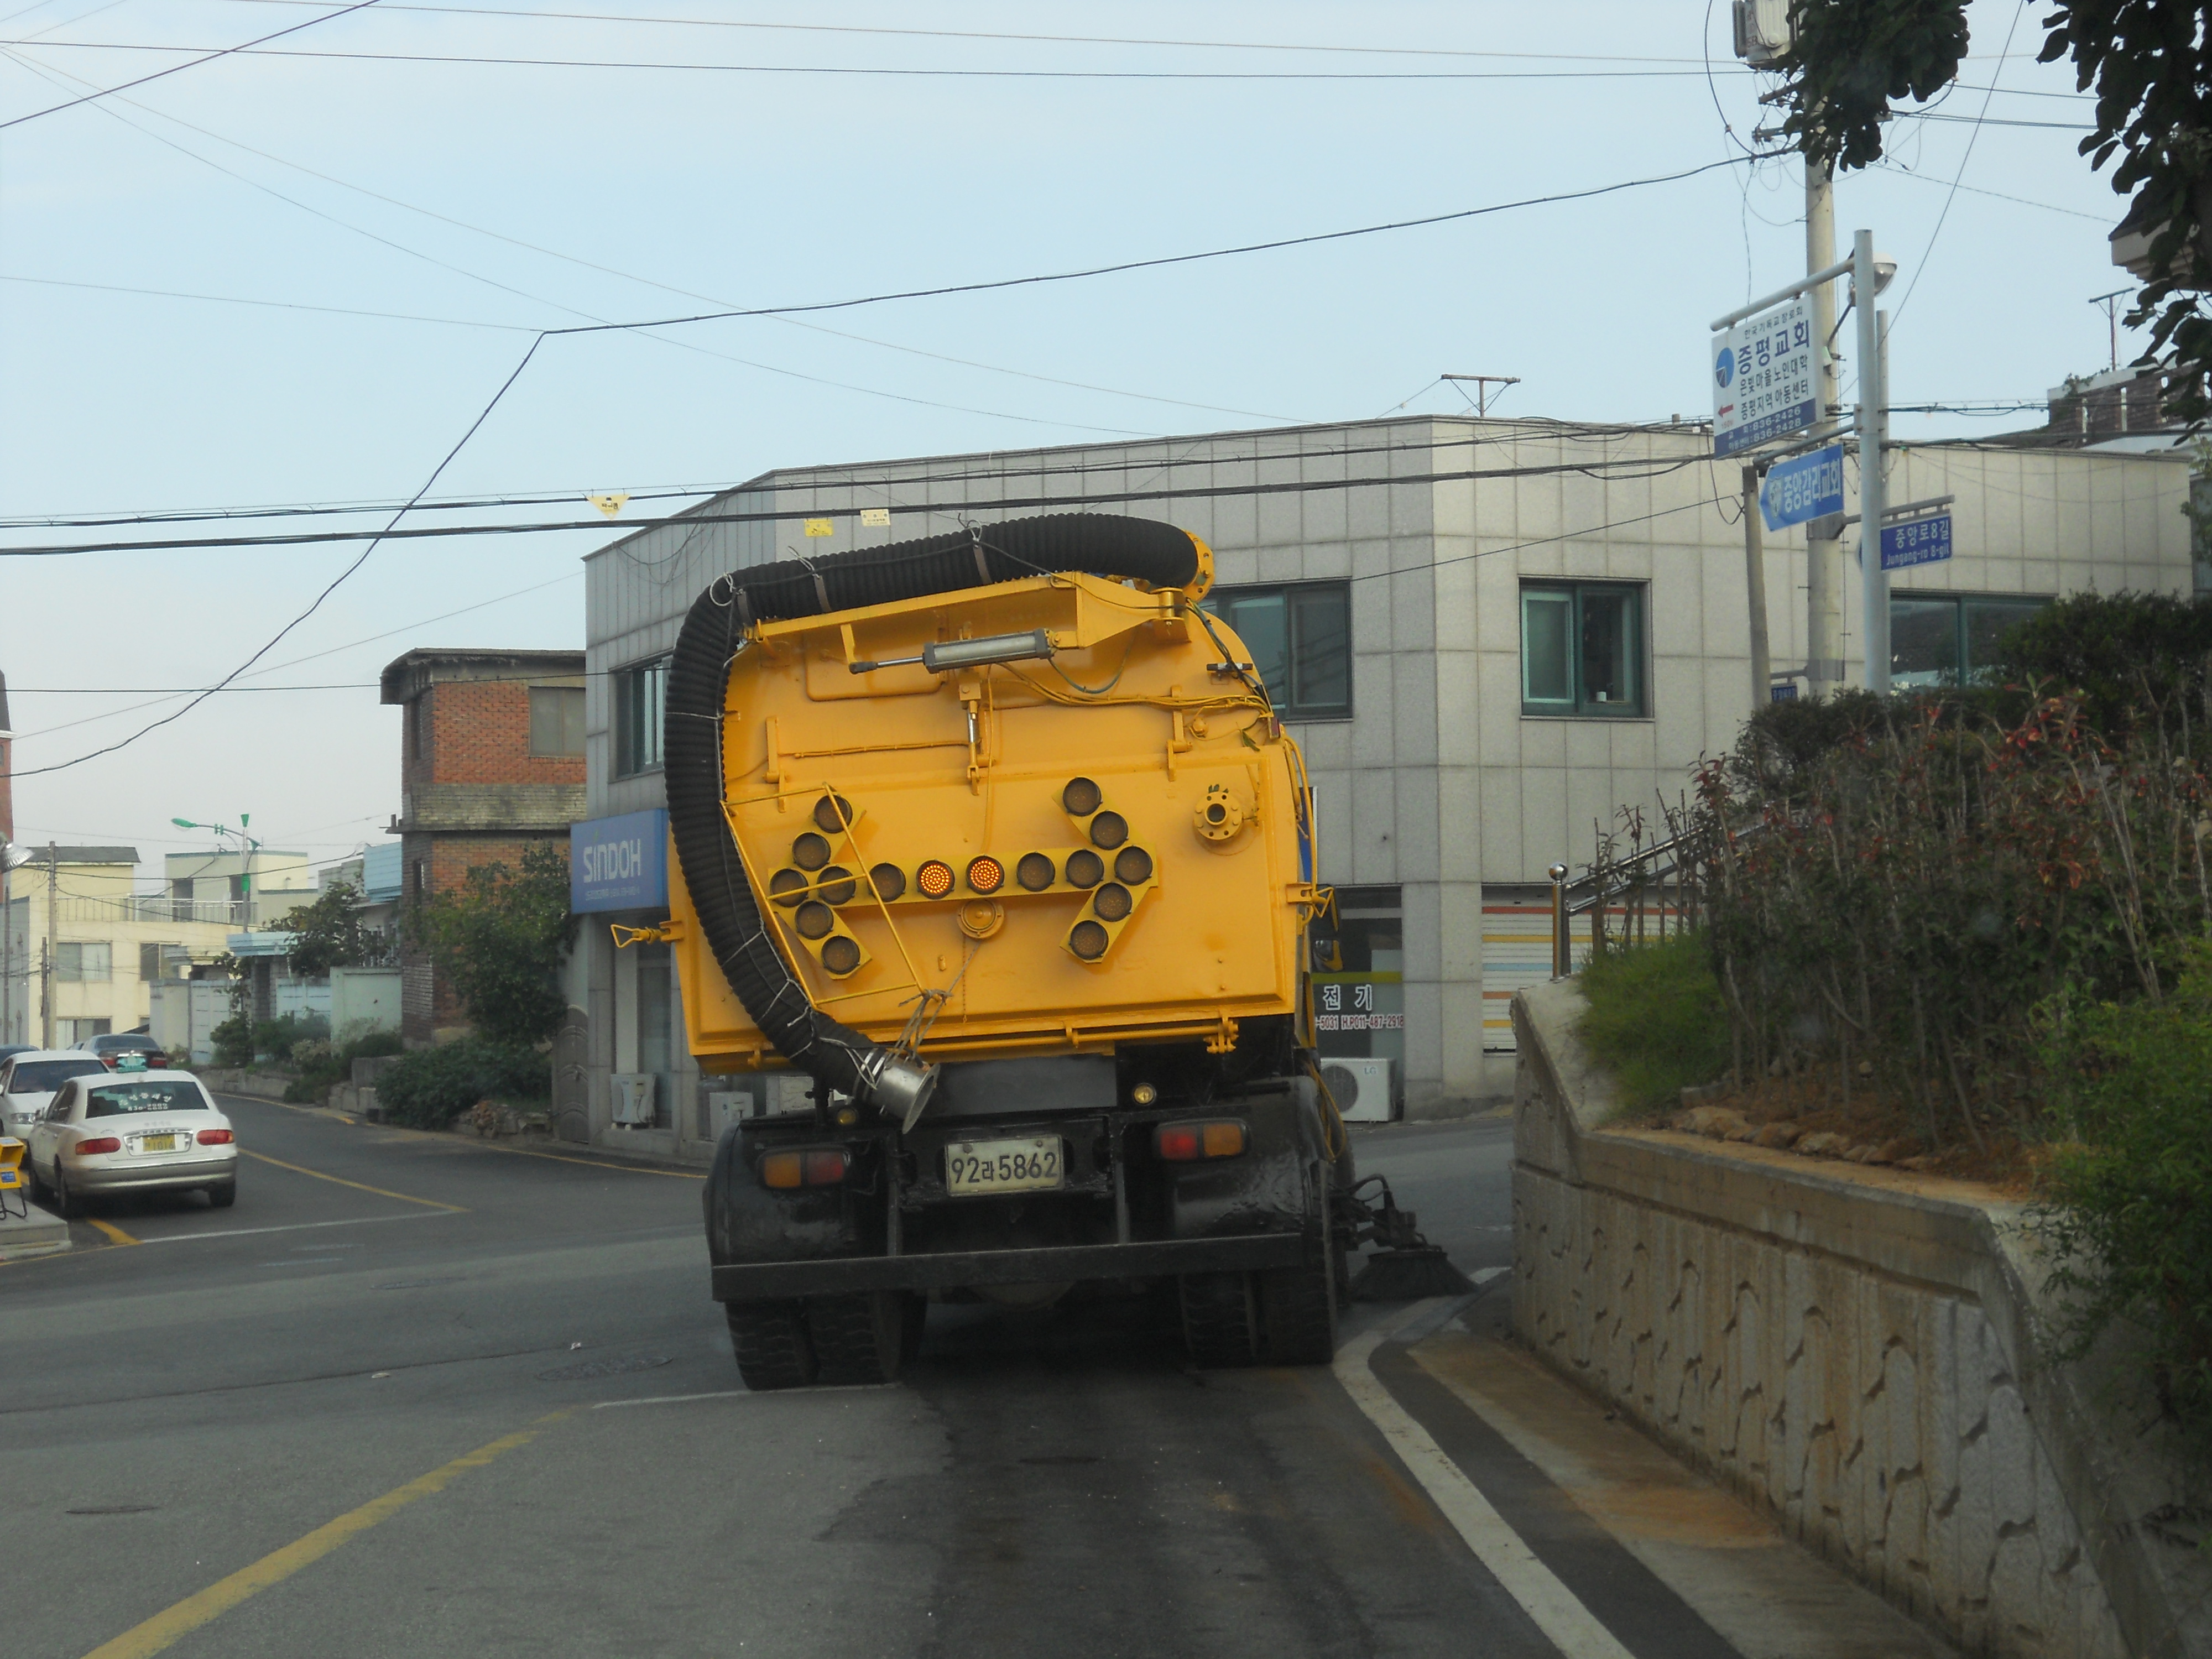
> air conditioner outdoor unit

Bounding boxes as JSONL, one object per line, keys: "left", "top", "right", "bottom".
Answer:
{"left": 610, "top": 1072, "right": 655, "bottom": 1126}
{"left": 1321, "top": 1057, "right": 1394, "bottom": 1124}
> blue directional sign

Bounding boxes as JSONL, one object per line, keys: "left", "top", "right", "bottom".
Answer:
{"left": 1880, "top": 513, "right": 1953, "bottom": 572}
{"left": 1759, "top": 445, "right": 1844, "bottom": 531}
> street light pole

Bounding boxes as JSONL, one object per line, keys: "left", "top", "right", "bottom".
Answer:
{"left": 1856, "top": 230, "right": 1891, "bottom": 694}
{"left": 1805, "top": 161, "right": 1846, "bottom": 697}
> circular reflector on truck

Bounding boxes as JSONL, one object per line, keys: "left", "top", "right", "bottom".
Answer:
{"left": 812, "top": 794, "right": 855, "bottom": 834}
{"left": 1093, "top": 883, "right": 1133, "bottom": 922}
{"left": 1016, "top": 852, "right": 1056, "bottom": 891}
{"left": 869, "top": 862, "right": 906, "bottom": 902}
{"left": 791, "top": 832, "right": 831, "bottom": 871}
{"left": 820, "top": 936, "right": 862, "bottom": 977}
{"left": 817, "top": 866, "right": 857, "bottom": 906}
{"left": 768, "top": 868, "right": 808, "bottom": 907}
{"left": 916, "top": 859, "right": 955, "bottom": 898}
{"left": 795, "top": 901, "right": 835, "bottom": 940}
{"left": 1065, "top": 849, "right": 1104, "bottom": 889}
{"left": 1113, "top": 846, "right": 1153, "bottom": 885}
{"left": 1088, "top": 811, "right": 1128, "bottom": 849}
{"left": 1069, "top": 920, "right": 1109, "bottom": 961}
{"left": 1062, "top": 776, "right": 1102, "bottom": 817}
{"left": 966, "top": 855, "right": 1005, "bottom": 895}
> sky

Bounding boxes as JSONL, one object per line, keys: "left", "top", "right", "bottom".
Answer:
{"left": 0, "top": 0, "right": 2143, "bottom": 884}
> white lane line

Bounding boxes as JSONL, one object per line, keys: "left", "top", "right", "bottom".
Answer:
{"left": 132, "top": 1212, "right": 453, "bottom": 1245}
{"left": 1335, "top": 1305, "right": 1637, "bottom": 1659}
{"left": 592, "top": 1383, "right": 898, "bottom": 1409}
{"left": 1473, "top": 1265, "right": 1510, "bottom": 1285}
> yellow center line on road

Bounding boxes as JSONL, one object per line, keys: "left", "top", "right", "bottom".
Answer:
{"left": 473, "top": 1142, "right": 706, "bottom": 1180}
{"left": 241, "top": 1150, "right": 467, "bottom": 1212}
{"left": 86, "top": 1217, "right": 140, "bottom": 1247}
{"left": 78, "top": 1410, "right": 573, "bottom": 1659}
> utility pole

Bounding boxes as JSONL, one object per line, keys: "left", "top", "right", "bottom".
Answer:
{"left": 41, "top": 841, "right": 56, "bottom": 1049}
{"left": 1, "top": 838, "right": 12, "bottom": 1046}
{"left": 1742, "top": 463, "right": 1773, "bottom": 703}
{"left": 1440, "top": 373, "right": 1520, "bottom": 417}
{"left": 1804, "top": 162, "right": 1846, "bottom": 698}
{"left": 2089, "top": 288, "right": 2128, "bottom": 374}
{"left": 1858, "top": 232, "right": 1891, "bottom": 694}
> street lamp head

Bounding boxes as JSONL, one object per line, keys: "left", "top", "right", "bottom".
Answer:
{"left": 1873, "top": 254, "right": 1898, "bottom": 295}
{"left": 170, "top": 817, "right": 197, "bottom": 829}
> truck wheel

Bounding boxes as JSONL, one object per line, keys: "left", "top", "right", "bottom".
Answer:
{"left": 727, "top": 1301, "right": 818, "bottom": 1391}
{"left": 807, "top": 1290, "right": 908, "bottom": 1385}
{"left": 1259, "top": 1204, "right": 1339, "bottom": 1365}
{"left": 1179, "top": 1271, "right": 1260, "bottom": 1368}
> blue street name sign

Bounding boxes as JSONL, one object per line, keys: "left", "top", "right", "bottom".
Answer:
{"left": 1770, "top": 682, "right": 1799, "bottom": 703}
{"left": 1759, "top": 444, "right": 1844, "bottom": 531}
{"left": 570, "top": 808, "right": 669, "bottom": 914}
{"left": 1880, "top": 513, "right": 1953, "bottom": 572}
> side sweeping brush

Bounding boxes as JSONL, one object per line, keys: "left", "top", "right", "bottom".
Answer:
{"left": 1336, "top": 1176, "right": 1479, "bottom": 1301}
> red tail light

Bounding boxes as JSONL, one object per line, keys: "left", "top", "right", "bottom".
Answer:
{"left": 802, "top": 1149, "right": 848, "bottom": 1185}
{"left": 197, "top": 1129, "right": 234, "bottom": 1145}
{"left": 77, "top": 1136, "right": 122, "bottom": 1155}
{"left": 1154, "top": 1120, "right": 1249, "bottom": 1162}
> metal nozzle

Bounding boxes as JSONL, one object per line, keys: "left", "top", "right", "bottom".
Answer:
{"left": 858, "top": 1050, "right": 940, "bottom": 1132}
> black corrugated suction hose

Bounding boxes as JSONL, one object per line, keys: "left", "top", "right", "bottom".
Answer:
{"left": 664, "top": 513, "right": 1203, "bottom": 1097}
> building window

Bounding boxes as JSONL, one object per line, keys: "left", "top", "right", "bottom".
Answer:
{"left": 1520, "top": 582, "right": 1647, "bottom": 717}
{"left": 56, "top": 942, "right": 111, "bottom": 982}
{"left": 413, "top": 860, "right": 427, "bottom": 902}
{"left": 65, "top": 1018, "right": 111, "bottom": 1043}
{"left": 615, "top": 658, "right": 670, "bottom": 777}
{"left": 408, "top": 696, "right": 426, "bottom": 761}
{"left": 529, "top": 685, "right": 586, "bottom": 756}
{"left": 1202, "top": 582, "right": 1352, "bottom": 721}
{"left": 1890, "top": 593, "right": 2052, "bottom": 689}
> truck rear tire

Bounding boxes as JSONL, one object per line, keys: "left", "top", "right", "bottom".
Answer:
{"left": 727, "top": 1301, "right": 818, "bottom": 1391}
{"left": 808, "top": 1290, "right": 909, "bottom": 1385}
{"left": 1259, "top": 1204, "right": 1339, "bottom": 1366}
{"left": 1178, "top": 1271, "right": 1261, "bottom": 1368}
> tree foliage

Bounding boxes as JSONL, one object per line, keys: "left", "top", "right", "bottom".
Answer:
{"left": 2040, "top": 1, "right": 2212, "bottom": 425}
{"left": 274, "top": 878, "right": 373, "bottom": 978}
{"left": 1773, "top": 1, "right": 1971, "bottom": 171}
{"left": 410, "top": 843, "right": 578, "bottom": 1046}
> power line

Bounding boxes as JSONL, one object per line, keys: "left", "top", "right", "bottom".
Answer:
{"left": 0, "top": 269, "right": 535, "bottom": 330}
{"left": 1893, "top": 0, "right": 2032, "bottom": 326}
{"left": 0, "top": 449, "right": 1721, "bottom": 557}
{"left": 4, "top": 38, "right": 1735, "bottom": 80}
{"left": 0, "top": 422, "right": 1683, "bottom": 533}
{"left": 69, "top": 6, "right": 1731, "bottom": 66}
{"left": 0, "top": 0, "right": 377, "bottom": 129}
{"left": 7, "top": 156, "right": 1752, "bottom": 777}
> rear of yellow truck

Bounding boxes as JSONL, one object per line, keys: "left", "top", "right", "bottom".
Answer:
{"left": 649, "top": 513, "right": 1347, "bottom": 1388}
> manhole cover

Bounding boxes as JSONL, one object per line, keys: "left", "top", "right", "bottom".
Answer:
{"left": 538, "top": 1354, "right": 671, "bottom": 1383}
{"left": 374, "top": 1277, "right": 464, "bottom": 1291}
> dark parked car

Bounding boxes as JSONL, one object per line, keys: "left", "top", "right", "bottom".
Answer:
{"left": 76, "top": 1032, "right": 171, "bottom": 1071}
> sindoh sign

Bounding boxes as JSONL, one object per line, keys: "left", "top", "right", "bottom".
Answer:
{"left": 570, "top": 808, "right": 670, "bottom": 913}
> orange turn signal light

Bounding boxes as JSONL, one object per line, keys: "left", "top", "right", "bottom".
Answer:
{"left": 1154, "top": 1120, "right": 1248, "bottom": 1161}
{"left": 916, "top": 859, "right": 955, "bottom": 898}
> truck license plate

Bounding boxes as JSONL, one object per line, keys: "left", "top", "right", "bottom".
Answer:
{"left": 945, "top": 1137, "right": 1063, "bottom": 1196}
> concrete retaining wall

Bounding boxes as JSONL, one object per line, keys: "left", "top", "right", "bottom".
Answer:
{"left": 1511, "top": 978, "right": 2211, "bottom": 1659}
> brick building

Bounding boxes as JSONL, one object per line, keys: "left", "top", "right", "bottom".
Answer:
{"left": 380, "top": 648, "right": 586, "bottom": 1044}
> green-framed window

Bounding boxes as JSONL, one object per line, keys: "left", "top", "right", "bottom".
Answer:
{"left": 1520, "top": 581, "right": 1647, "bottom": 717}
{"left": 1889, "top": 593, "right": 2051, "bottom": 689}
{"left": 1202, "top": 581, "right": 1352, "bottom": 721}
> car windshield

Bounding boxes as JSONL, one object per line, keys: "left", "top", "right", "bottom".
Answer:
{"left": 8, "top": 1060, "right": 107, "bottom": 1093}
{"left": 84, "top": 1080, "right": 209, "bottom": 1117}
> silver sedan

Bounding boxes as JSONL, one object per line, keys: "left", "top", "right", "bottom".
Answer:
{"left": 25, "top": 1071, "right": 238, "bottom": 1217}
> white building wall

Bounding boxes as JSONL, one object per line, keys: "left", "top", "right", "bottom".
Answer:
{"left": 581, "top": 417, "right": 2197, "bottom": 1140}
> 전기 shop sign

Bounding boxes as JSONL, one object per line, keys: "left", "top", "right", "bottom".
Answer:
{"left": 1712, "top": 295, "right": 1817, "bottom": 458}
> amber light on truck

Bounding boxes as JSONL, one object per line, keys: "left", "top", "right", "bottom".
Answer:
{"left": 916, "top": 859, "right": 955, "bottom": 898}
{"left": 758, "top": 1148, "right": 850, "bottom": 1189}
{"left": 966, "top": 855, "right": 1005, "bottom": 895}
{"left": 1154, "top": 1120, "right": 1248, "bottom": 1161}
